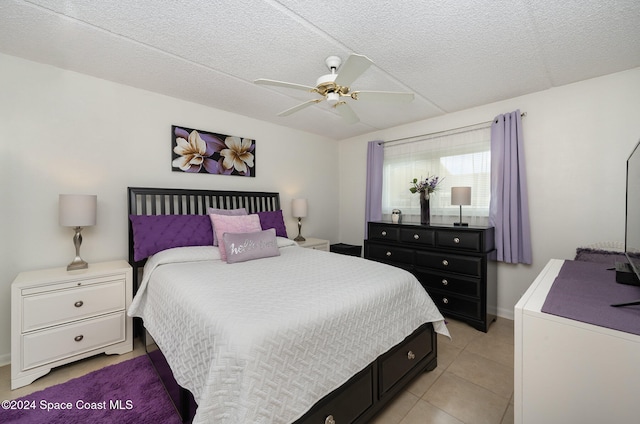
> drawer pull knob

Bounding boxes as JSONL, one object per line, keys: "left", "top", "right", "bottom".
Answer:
{"left": 442, "top": 279, "right": 448, "bottom": 286}
{"left": 74, "top": 335, "right": 84, "bottom": 342}
{"left": 442, "top": 259, "right": 449, "bottom": 266}
{"left": 74, "top": 301, "right": 84, "bottom": 308}
{"left": 325, "top": 415, "right": 336, "bottom": 424}
{"left": 381, "top": 231, "right": 387, "bottom": 236}
{"left": 413, "top": 234, "right": 419, "bottom": 239}
{"left": 454, "top": 237, "right": 460, "bottom": 244}
{"left": 386, "top": 251, "right": 392, "bottom": 257}
{"left": 407, "top": 350, "right": 416, "bottom": 360}
{"left": 443, "top": 298, "right": 449, "bottom": 304}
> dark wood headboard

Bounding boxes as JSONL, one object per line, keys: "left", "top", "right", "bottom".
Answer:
{"left": 127, "top": 186, "right": 281, "bottom": 289}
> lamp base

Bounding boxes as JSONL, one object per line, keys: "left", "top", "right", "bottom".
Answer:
{"left": 453, "top": 222, "right": 469, "bottom": 227}
{"left": 67, "top": 226, "right": 89, "bottom": 271}
{"left": 67, "top": 257, "right": 88, "bottom": 271}
{"left": 294, "top": 217, "right": 305, "bottom": 242}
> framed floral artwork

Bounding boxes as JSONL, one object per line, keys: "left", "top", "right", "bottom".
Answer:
{"left": 171, "top": 125, "right": 255, "bottom": 177}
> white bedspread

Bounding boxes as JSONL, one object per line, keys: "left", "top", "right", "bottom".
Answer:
{"left": 128, "top": 240, "right": 448, "bottom": 424}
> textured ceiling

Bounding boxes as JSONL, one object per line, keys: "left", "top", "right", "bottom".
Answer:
{"left": 1, "top": 0, "right": 639, "bottom": 140}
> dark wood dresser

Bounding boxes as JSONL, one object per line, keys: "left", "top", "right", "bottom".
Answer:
{"left": 364, "top": 221, "right": 497, "bottom": 332}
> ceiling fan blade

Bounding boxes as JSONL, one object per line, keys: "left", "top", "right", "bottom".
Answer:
{"left": 334, "top": 102, "right": 359, "bottom": 124}
{"left": 254, "top": 78, "right": 316, "bottom": 92}
{"left": 351, "top": 90, "right": 415, "bottom": 102}
{"left": 333, "top": 54, "right": 373, "bottom": 87}
{"left": 277, "top": 98, "right": 323, "bottom": 117}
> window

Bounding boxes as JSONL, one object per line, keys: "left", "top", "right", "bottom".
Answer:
{"left": 382, "top": 125, "right": 491, "bottom": 226}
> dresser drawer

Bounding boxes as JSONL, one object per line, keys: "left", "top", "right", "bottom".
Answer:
{"left": 22, "top": 311, "right": 126, "bottom": 370}
{"left": 366, "top": 243, "right": 414, "bottom": 265}
{"left": 400, "top": 227, "right": 435, "bottom": 246}
{"left": 368, "top": 224, "right": 400, "bottom": 242}
{"left": 415, "top": 251, "right": 482, "bottom": 277}
{"left": 414, "top": 269, "right": 481, "bottom": 298}
{"left": 22, "top": 279, "right": 125, "bottom": 332}
{"left": 380, "top": 326, "right": 434, "bottom": 395}
{"left": 297, "top": 365, "right": 373, "bottom": 424}
{"left": 429, "top": 290, "right": 481, "bottom": 320}
{"left": 436, "top": 230, "right": 481, "bottom": 251}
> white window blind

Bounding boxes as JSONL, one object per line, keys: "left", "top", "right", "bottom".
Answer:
{"left": 382, "top": 125, "right": 491, "bottom": 226}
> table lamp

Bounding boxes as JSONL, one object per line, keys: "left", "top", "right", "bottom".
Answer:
{"left": 451, "top": 187, "right": 471, "bottom": 227}
{"left": 292, "top": 198, "right": 308, "bottom": 242}
{"left": 59, "top": 194, "right": 97, "bottom": 270}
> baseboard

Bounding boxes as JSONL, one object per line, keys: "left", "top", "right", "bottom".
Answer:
{"left": 497, "top": 306, "right": 514, "bottom": 321}
{"left": 0, "top": 352, "right": 11, "bottom": 367}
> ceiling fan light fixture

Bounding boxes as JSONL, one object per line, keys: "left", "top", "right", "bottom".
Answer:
{"left": 326, "top": 91, "right": 340, "bottom": 106}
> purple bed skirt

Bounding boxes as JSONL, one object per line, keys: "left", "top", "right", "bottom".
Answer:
{"left": 541, "top": 260, "right": 640, "bottom": 336}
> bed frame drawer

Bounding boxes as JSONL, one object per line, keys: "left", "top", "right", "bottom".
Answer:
{"left": 296, "top": 365, "right": 373, "bottom": 424}
{"left": 379, "top": 324, "right": 434, "bottom": 395}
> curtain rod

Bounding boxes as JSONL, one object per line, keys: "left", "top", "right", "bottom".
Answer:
{"left": 381, "top": 112, "right": 527, "bottom": 145}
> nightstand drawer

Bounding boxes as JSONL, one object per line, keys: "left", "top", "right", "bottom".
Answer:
{"left": 436, "top": 231, "right": 481, "bottom": 251}
{"left": 22, "top": 311, "right": 126, "bottom": 370}
{"left": 22, "top": 279, "right": 125, "bottom": 332}
{"left": 415, "top": 269, "right": 481, "bottom": 298}
{"left": 366, "top": 243, "right": 414, "bottom": 265}
{"left": 415, "top": 251, "right": 482, "bottom": 277}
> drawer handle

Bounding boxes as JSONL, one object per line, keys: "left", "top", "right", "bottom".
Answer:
{"left": 386, "top": 251, "right": 392, "bottom": 257}
{"left": 442, "top": 259, "right": 449, "bottom": 266}
{"left": 325, "top": 415, "right": 336, "bottom": 424}
{"left": 442, "top": 298, "right": 449, "bottom": 304}
{"left": 407, "top": 350, "right": 416, "bottom": 360}
{"left": 442, "top": 279, "right": 448, "bottom": 286}
{"left": 74, "top": 301, "right": 84, "bottom": 308}
{"left": 454, "top": 237, "right": 460, "bottom": 244}
{"left": 413, "top": 234, "right": 419, "bottom": 240}
{"left": 74, "top": 335, "right": 84, "bottom": 342}
{"left": 381, "top": 231, "right": 387, "bottom": 236}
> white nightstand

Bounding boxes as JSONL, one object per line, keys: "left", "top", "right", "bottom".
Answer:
{"left": 296, "top": 237, "right": 330, "bottom": 251}
{"left": 11, "top": 260, "right": 133, "bottom": 389}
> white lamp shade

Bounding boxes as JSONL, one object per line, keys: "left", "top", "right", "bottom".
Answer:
{"left": 451, "top": 187, "right": 472, "bottom": 206}
{"left": 59, "top": 194, "right": 97, "bottom": 227}
{"left": 292, "top": 198, "right": 308, "bottom": 218}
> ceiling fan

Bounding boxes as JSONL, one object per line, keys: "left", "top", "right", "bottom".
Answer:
{"left": 254, "top": 54, "right": 414, "bottom": 124}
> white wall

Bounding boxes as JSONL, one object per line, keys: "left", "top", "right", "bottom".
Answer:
{"left": 0, "top": 53, "right": 340, "bottom": 364}
{"left": 338, "top": 67, "right": 640, "bottom": 319}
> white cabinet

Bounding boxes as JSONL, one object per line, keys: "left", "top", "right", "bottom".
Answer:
{"left": 297, "top": 237, "right": 330, "bottom": 251}
{"left": 514, "top": 259, "right": 640, "bottom": 424}
{"left": 11, "top": 260, "right": 133, "bottom": 389}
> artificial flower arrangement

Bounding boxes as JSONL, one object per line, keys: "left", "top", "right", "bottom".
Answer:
{"left": 410, "top": 175, "right": 443, "bottom": 196}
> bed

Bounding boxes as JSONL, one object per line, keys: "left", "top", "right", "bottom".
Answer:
{"left": 126, "top": 187, "right": 449, "bottom": 424}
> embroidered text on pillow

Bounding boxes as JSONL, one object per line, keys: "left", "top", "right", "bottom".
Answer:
{"left": 228, "top": 237, "right": 278, "bottom": 256}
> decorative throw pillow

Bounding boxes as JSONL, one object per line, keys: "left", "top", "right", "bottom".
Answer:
{"left": 206, "top": 207, "right": 247, "bottom": 245}
{"left": 256, "top": 210, "right": 288, "bottom": 238}
{"left": 209, "top": 213, "right": 262, "bottom": 261}
{"left": 129, "top": 215, "right": 213, "bottom": 262}
{"left": 222, "top": 228, "right": 280, "bottom": 264}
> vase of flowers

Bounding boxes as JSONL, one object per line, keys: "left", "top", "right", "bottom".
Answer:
{"left": 410, "top": 175, "right": 442, "bottom": 225}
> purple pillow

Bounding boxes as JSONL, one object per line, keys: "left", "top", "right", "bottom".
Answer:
{"left": 129, "top": 215, "right": 213, "bottom": 262}
{"left": 256, "top": 210, "right": 288, "bottom": 238}
{"left": 222, "top": 228, "right": 280, "bottom": 264}
{"left": 207, "top": 207, "right": 247, "bottom": 246}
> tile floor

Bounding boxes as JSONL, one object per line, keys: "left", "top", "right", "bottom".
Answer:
{"left": 0, "top": 317, "right": 514, "bottom": 424}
